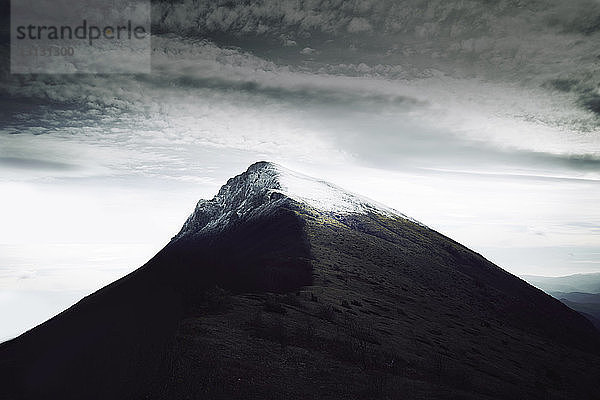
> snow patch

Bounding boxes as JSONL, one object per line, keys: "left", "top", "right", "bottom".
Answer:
{"left": 272, "top": 164, "right": 398, "bottom": 217}
{"left": 176, "top": 161, "right": 423, "bottom": 239}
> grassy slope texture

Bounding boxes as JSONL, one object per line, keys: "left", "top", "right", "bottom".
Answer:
{"left": 1, "top": 165, "right": 599, "bottom": 400}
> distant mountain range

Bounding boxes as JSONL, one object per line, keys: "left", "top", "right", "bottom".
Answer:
{"left": 1, "top": 162, "right": 599, "bottom": 400}
{"left": 522, "top": 273, "right": 600, "bottom": 294}
{"left": 554, "top": 293, "right": 600, "bottom": 330}
{"left": 522, "top": 274, "right": 600, "bottom": 331}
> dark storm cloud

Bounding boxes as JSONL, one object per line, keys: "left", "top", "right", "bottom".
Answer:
{"left": 545, "top": 77, "right": 600, "bottom": 118}
{"left": 152, "top": 0, "right": 600, "bottom": 39}
{"left": 151, "top": 0, "right": 600, "bottom": 117}
{"left": 141, "top": 74, "right": 421, "bottom": 109}
{"left": 0, "top": 157, "right": 77, "bottom": 171}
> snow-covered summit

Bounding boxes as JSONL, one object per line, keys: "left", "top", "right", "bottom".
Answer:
{"left": 274, "top": 163, "right": 400, "bottom": 217}
{"left": 175, "top": 161, "right": 417, "bottom": 238}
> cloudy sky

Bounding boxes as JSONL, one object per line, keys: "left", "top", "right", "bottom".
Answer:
{"left": 1, "top": 0, "right": 599, "bottom": 340}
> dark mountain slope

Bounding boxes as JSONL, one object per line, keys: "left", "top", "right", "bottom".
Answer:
{"left": 304, "top": 210, "right": 598, "bottom": 349}
{"left": 1, "top": 161, "right": 599, "bottom": 400}
{"left": 549, "top": 293, "right": 600, "bottom": 330}
{"left": 150, "top": 205, "right": 600, "bottom": 399}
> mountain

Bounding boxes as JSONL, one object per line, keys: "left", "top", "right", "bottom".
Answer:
{"left": 1, "top": 161, "right": 600, "bottom": 400}
{"left": 557, "top": 299, "right": 600, "bottom": 331}
{"left": 545, "top": 292, "right": 600, "bottom": 331}
{"left": 521, "top": 275, "right": 600, "bottom": 333}
{"left": 551, "top": 292, "right": 600, "bottom": 305}
{"left": 522, "top": 273, "right": 600, "bottom": 294}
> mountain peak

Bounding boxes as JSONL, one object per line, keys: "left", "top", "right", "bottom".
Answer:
{"left": 176, "top": 162, "right": 417, "bottom": 239}
{"left": 246, "top": 160, "right": 278, "bottom": 171}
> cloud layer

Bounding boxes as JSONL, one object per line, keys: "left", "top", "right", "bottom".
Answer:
{"left": 151, "top": 0, "right": 600, "bottom": 118}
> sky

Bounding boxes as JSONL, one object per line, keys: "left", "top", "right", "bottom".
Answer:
{"left": 1, "top": 0, "right": 600, "bottom": 340}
